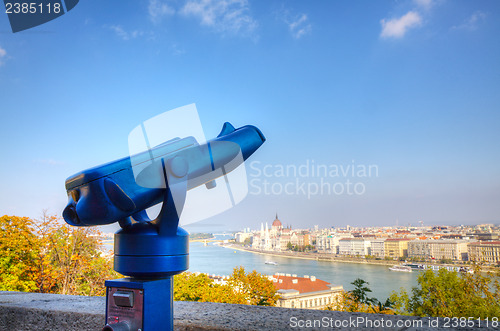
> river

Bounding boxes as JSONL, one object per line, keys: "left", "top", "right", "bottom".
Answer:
{"left": 103, "top": 237, "right": 420, "bottom": 300}
{"left": 189, "top": 240, "right": 419, "bottom": 300}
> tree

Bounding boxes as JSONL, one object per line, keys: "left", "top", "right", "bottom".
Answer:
{"left": 371, "top": 297, "right": 395, "bottom": 314}
{"left": 174, "top": 272, "right": 217, "bottom": 302}
{"left": 350, "top": 278, "right": 377, "bottom": 306}
{"left": 0, "top": 216, "right": 39, "bottom": 292}
{"left": 0, "top": 213, "right": 117, "bottom": 296}
{"left": 227, "top": 266, "right": 279, "bottom": 306}
{"left": 174, "top": 267, "right": 279, "bottom": 306}
{"left": 200, "top": 282, "right": 248, "bottom": 304}
{"left": 304, "top": 244, "right": 315, "bottom": 252}
{"left": 325, "top": 278, "right": 393, "bottom": 314}
{"left": 37, "top": 217, "right": 117, "bottom": 296}
{"left": 390, "top": 266, "right": 500, "bottom": 318}
{"left": 439, "top": 258, "right": 453, "bottom": 264}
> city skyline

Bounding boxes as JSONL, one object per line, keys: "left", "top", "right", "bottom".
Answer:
{"left": 235, "top": 213, "right": 499, "bottom": 266}
{"left": 1, "top": 1, "right": 499, "bottom": 231}
{"left": 185, "top": 213, "right": 498, "bottom": 236}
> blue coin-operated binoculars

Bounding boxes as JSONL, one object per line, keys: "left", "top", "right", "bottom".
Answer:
{"left": 63, "top": 122, "right": 265, "bottom": 331}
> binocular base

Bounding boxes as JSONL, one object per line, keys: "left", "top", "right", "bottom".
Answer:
{"left": 113, "top": 224, "right": 189, "bottom": 278}
{"left": 103, "top": 277, "right": 173, "bottom": 331}
{"left": 114, "top": 254, "right": 188, "bottom": 278}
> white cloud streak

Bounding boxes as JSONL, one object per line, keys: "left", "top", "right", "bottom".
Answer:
{"left": 181, "top": 0, "right": 257, "bottom": 35}
{"left": 0, "top": 46, "right": 6, "bottom": 66}
{"left": 109, "top": 25, "right": 144, "bottom": 41}
{"left": 287, "top": 13, "right": 311, "bottom": 39}
{"left": 148, "top": 0, "right": 175, "bottom": 24}
{"left": 452, "top": 11, "right": 487, "bottom": 31}
{"left": 413, "top": 0, "right": 433, "bottom": 10}
{"left": 380, "top": 11, "right": 422, "bottom": 39}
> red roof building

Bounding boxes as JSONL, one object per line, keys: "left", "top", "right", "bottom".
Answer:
{"left": 269, "top": 274, "right": 343, "bottom": 309}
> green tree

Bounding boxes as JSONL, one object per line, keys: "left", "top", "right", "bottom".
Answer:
{"left": 350, "top": 278, "right": 377, "bottom": 306}
{"left": 304, "top": 244, "right": 315, "bottom": 251}
{"left": 371, "top": 297, "right": 395, "bottom": 314}
{"left": 325, "top": 278, "right": 393, "bottom": 314}
{"left": 439, "top": 258, "right": 453, "bottom": 264}
{"left": 390, "top": 266, "right": 500, "bottom": 318}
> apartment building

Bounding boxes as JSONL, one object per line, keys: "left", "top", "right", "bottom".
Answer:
{"left": 384, "top": 238, "right": 410, "bottom": 259}
{"left": 370, "top": 239, "right": 386, "bottom": 258}
{"left": 468, "top": 241, "right": 500, "bottom": 264}
{"left": 338, "top": 238, "right": 370, "bottom": 256}
{"left": 408, "top": 239, "right": 470, "bottom": 261}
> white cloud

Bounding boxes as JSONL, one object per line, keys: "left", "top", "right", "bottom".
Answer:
{"left": 148, "top": 0, "right": 175, "bottom": 24}
{"left": 413, "top": 0, "right": 433, "bottom": 10}
{"left": 380, "top": 11, "right": 422, "bottom": 39}
{"left": 181, "top": 0, "right": 257, "bottom": 35}
{"left": 0, "top": 46, "right": 6, "bottom": 66}
{"left": 286, "top": 13, "right": 312, "bottom": 39}
{"left": 171, "top": 43, "right": 186, "bottom": 56}
{"left": 109, "top": 25, "right": 144, "bottom": 41}
{"left": 452, "top": 11, "right": 487, "bottom": 31}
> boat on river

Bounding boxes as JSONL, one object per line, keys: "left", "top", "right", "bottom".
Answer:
{"left": 389, "top": 265, "right": 412, "bottom": 272}
{"left": 402, "top": 263, "right": 473, "bottom": 273}
{"left": 402, "top": 263, "right": 425, "bottom": 270}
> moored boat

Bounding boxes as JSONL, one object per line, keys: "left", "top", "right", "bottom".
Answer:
{"left": 389, "top": 265, "right": 412, "bottom": 272}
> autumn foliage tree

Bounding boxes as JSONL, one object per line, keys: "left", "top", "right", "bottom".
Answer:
{"left": 174, "top": 266, "right": 279, "bottom": 306}
{"left": 227, "top": 266, "right": 279, "bottom": 306}
{"left": 0, "top": 216, "right": 39, "bottom": 292}
{"left": 33, "top": 213, "right": 117, "bottom": 296}
{"left": 0, "top": 214, "right": 117, "bottom": 296}
{"left": 174, "top": 272, "right": 216, "bottom": 302}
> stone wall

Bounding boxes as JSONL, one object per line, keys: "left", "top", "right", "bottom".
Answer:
{"left": 0, "top": 291, "right": 491, "bottom": 330}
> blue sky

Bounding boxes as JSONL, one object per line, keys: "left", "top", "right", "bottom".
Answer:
{"left": 0, "top": 0, "right": 499, "bottom": 231}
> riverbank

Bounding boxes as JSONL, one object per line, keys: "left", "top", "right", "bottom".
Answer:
{"left": 222, "top": 243, "right": 498, "bottom": 272}
{"left": 189, "top": 236, "right": 218, "bottom": 242}
{"left": 192, "top": 240, "right": 421, "bottom": 300}
{"left": 223, "top": 243, "right": 397, "bottom": 266}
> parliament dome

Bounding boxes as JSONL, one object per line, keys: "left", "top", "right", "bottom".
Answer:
{"left": 272, "top": 214, "right": 282, "bottom": 227}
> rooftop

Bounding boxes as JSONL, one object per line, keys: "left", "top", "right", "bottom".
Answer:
{"left": 469, "top": 241, "right": 500, "bottom": 246}
{"left": 270, "top": 275, "right": 332, "bottom": 294}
